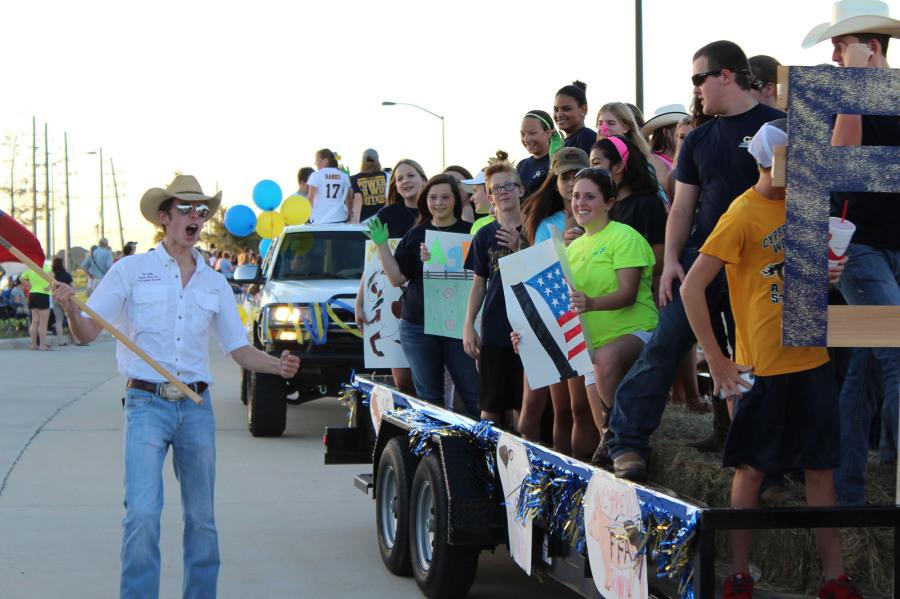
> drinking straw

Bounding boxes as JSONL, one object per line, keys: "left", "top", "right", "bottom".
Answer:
{"left": 841, "top": 199, "right": 849, "bottom": 223}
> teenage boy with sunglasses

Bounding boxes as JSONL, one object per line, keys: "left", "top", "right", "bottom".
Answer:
{"left": 607, "top": 40, "right": 785, "bottom": 481}
{"left": 52, "top": 174, "right": 300, "bottom": 598}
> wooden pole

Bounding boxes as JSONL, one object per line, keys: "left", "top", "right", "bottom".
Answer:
{"left": 0, "top": 234, "right": 203, "bottom": 404}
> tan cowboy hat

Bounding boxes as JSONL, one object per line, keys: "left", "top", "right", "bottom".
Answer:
{"left": 140, "top": 174, "right": 222, "bottom": 225}
{"left": 640, "top": 104, "right": 690, "bottom": 137}
{"left": 802, "top": 0, "right": 900, "bottom": 48}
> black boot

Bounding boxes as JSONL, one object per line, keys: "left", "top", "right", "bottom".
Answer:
{"left": 688, "top": 399, "right": 730, "bottom": 452}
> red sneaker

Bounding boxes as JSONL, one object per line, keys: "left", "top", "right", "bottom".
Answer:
{"left": 723, "top": 573, "right": 754, "bottom": 598}
{"left": 818, "top": 574, "right": 864, "bottom": 599}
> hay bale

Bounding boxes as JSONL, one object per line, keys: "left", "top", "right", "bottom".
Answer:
{"left": 647, "top": 404, "right": 895, "bottom": 597}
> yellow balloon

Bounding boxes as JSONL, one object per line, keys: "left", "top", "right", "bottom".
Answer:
{"left": 281, "top": 195, "right": 312, "bottom": 226}
{"left": 237, "top": 304, "right": 248, "bottom": 327}
{"left": 288, "top": 233, "right": 315, "bottom": 256}
{"left": 256, "top": 211, "right": 286, "bottom": 239}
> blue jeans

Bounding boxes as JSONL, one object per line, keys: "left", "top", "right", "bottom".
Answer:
{"left": 121, "top": 388, "right": 218, "bottom": 599}
{"left": 608, "top": 250, "right": 732, "bottom": 461}
{"left": 834, "top": 243, "right": 900, "bottom": 505}
{"left": 399, "top": 320, "right": 479, "bottom": 416}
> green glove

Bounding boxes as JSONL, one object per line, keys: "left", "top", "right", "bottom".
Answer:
{"left": 365, "top": 217, "right": 389, "bottom": 245}
{"left": 549, "top": 130, "right": 564, "bottom": 158}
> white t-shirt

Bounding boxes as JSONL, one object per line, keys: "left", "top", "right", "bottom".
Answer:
{"left": 307, "top": 167, "right": 350, "bottom": 223}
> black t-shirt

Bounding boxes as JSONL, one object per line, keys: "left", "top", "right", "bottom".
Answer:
{"left": 351, "top": 171, "right": 388, "bottom": 221}
{"left": 675, "top": 103, "right": 785, "bottom": 248}
{"left": 830, "top": 115, "right": 900, "bottom": 250}
{"left": 611, "top": 191, "right": 667, "bottom": 246}
{"left": 563, "top": 126, "right": 597, "bottom": 155}
{"left": 376, "top": 204, "right": 419, "bottom": 238}
{"left": 394, "top": 220, "right": 471, "bottom": 326}
{"left": 517, "top": 155, "right": 550, "bottom": 198}
{"left": 466, "top": 221, "right": 521, "bottom": 347}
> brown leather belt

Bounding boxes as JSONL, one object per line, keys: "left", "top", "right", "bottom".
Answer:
{"left": 127, "top": 378, "right": 208, "bottom": 400}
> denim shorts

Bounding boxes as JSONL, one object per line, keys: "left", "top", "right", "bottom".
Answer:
{"left": 722, "top": 361, "right": 840, "bottom": 472}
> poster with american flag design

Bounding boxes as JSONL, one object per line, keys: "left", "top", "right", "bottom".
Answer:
{"left": 499, "top": 236, "right": 593, "bottom": 390}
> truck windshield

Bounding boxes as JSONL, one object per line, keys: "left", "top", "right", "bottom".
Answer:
{"left": 271, "top": 230, "right": 366, "bottom": 281}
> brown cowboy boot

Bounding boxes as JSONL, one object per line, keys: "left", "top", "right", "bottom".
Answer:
{"left": 688, "top": 399, "right": 730, "bottom": 452}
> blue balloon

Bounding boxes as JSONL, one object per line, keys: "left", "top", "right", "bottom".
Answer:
{"left": 224, "top": 205, "right": 257, "bottom": 237}
{"left": 259, "top": 238, "right": 272, "bottom": 257}
{"left": 252, "top": 179, "right": 283, "bottom": 211}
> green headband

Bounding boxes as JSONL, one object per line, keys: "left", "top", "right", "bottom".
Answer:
{"left": 525, "top": 113, "right": 564, "bottom": 158}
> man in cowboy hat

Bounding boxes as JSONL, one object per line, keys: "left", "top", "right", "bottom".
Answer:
{"left": 805, "top": 0, "right": 900, "bottom": 510}
{"left": 52, "top": 174, "right": 300, "bottom": 598}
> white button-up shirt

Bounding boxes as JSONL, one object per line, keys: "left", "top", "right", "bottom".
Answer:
{"left": 86, "top": 243, "right": 248, "bottom": 385}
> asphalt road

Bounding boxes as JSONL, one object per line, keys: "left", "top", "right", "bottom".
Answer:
{"left": 0, "top": 336, "right": 580, "bottom": 598}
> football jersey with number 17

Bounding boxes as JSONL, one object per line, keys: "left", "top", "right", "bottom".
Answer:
{"left": 308, "top": 167, "right": 351, "bottom": 224}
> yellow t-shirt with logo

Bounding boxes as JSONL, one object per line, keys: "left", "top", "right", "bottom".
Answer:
{"left": 700, "top": 187, "right": 828, "bottom": 376}
{"left": 21, "top": 264, "right": 51, "bottom": 295}
{"left": 566, "top": 220, "right": 658, "bottom": 348}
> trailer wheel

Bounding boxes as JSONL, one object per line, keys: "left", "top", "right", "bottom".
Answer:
{"left": 240, "top": 368, "right": 250, "bottom": 405}
{"left": 409, "top": 454, "right": 479, "bottom": 598}
{"left": 376, "top": 437, "right": 414, "bottom": 576}
{"left": 247, "top": 371, "right": 286, "bottom": 437}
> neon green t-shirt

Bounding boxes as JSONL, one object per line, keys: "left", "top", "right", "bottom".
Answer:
{"left": 470, "top": 214, "right": 494, "bottom": 236}
{"left": 566, "top": 220, "right": 658, "bottom": 348}
{"left": 21, "top": 265, "right": 51, "bottom": 295}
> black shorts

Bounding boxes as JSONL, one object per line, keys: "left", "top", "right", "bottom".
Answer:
{"left": 722, "top": 361, "right": 840, "bottom": 472}
{"left": 27, "top": 292, "right": 50, "bottom": 310}
{"left": 478, "top": 344, "right": 523, "bottom": 413}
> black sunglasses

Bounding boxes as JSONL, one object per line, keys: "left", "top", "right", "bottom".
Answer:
{"left": 691, "top": 68, "right": 750, "bottom": 87}
{"left": 174, "top": 203, "right": 211, "bottom": 218}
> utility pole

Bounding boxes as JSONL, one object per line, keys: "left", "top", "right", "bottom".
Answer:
{"left": 44, "top": 122, "right": 51, "bottom": 256}
{"left": 64, "top": 133, "right": 71, "bottom": 270}
{"left": 110, "top": 158, "right": 124, "bottom": 250}
{"left": 9, "top": 134, "right": 16, "bottom": 216}
{"left": 635, "top": 0, "right": 644, "bottom": 114}
{"left": 99, "top": 147, "right": 105, "bottom": 240}
{"left": 32, "top": 116, "right": 37, "bottom": 236}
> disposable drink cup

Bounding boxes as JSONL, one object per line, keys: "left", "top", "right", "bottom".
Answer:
{"left": 828, "top": 217, "right": 855, "bottom": 267}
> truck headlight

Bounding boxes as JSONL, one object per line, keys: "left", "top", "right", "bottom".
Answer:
{"left": 268, "top": 304, "right": 306, "bottom": 325}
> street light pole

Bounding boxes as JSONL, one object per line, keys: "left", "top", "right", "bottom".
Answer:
{"left": 381, "top": 101, "right": 446, "bottom": 170}
{"left": 64, "top": 132, "right": 71, "bottom": 271}
{"left": 44, "top": 122, "right": 51, "bottom": 256}
{"left": 99, "top": 147, "right": 104, "bottom": 240}
{"left": 110, "top": 158, "right": 124, "bottom": 250}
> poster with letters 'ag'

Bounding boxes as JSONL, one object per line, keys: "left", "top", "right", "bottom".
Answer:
{"left": 499, "top": 237, "right": 593, "bottom": 389}
{"left": 362, "top": 240, "right": 408, "bottom": 369}
{"left": 423, "top": 230, "right": 473, "bottom": 339}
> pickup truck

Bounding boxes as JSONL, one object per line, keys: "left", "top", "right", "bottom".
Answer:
{"left": 233, "top": 223, "right": 368, "bottom": 437}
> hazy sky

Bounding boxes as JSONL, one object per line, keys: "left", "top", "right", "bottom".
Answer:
{"left": 2, "top": 0, "right": 898, "bottom": 253}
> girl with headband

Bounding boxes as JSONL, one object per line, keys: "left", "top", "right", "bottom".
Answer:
{"left": 517, "top": 110, "right": 563, "bottom": 198}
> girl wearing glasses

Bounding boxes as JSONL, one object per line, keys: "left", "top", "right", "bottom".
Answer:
{"left": 566, "top": 168, "right": 659, "bottom": 467}
{"left": 463, "top": 162, "right": 527, "bottom": 427}
{"left": 553, "top": 81, "right": 596, "bottom": 155}
{"left": 371, "top": 174, "right": 479, "bottom": 416}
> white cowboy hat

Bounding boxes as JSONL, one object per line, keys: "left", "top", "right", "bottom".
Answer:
{"left": 802, "top": 0, "right": 900, "bottom": 48}
{"left": 640, "top": 104, "right": 690, "bottom": 136}
{"left": 140, "top": 174, "right": 222, "bottom": 225}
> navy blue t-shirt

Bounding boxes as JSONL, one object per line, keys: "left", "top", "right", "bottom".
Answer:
{"left": 563, "top": 126, "right": 597, "bottom": 155}
{"left": 675, "top": 103, "right": 785, "bottom": 248}
{"left": 394, "top": 220, "right": 471, "bottom": 326}
{"left": 375, "top": 204, "right": 419, "bottom": 238}
{"left": 517, "top": 154, "right": 550, "bottom": 198}
{"left": 465, "top": 221, "right": 521, "bottom": 347}
{"left": 611, "top": 191, "right": 667, "bottom": 246}
{"left": 830, "top": 115, "right": 900, "bottom": 251}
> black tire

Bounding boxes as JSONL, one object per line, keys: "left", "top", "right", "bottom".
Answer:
{"left": 409, "top": 454, "right": 479, "bottom": 598}
{"left": 376, "top": 437, "right": 414, "bottom": 576}
{"left": 240, "top": 368, "right": 250, "bottom": 405}
{"left": 247, "top": 371, "right": 287, "bottom": 437}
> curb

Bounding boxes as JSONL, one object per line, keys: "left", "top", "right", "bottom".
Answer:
{"left": 0, "top": 331, "right": 111, "bottom": 351}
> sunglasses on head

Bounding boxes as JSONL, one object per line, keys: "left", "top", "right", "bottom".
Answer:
{"left": 174, "top": 203, "right": 210, "bottom": 218}
{"left": 575, "top": 167, "right": 613, "bottom": 184}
